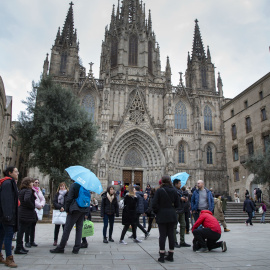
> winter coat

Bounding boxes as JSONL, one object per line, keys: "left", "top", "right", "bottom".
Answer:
{"left": 256, "top": 189, "right": 262, "bottom": 197}
{"left": 261, "top": 203, "right": 267, "bottom": 212}
{"left": 221, "top": 197, "right": 227, "bottom": 212}
{"left": 143, "top": 198, "right": 148, "bottom": 213}
{"left": 33, "top": 187, "right": 45, "bottom": 209}
{"left": 18, "top": 188, "right": 37, "bottom": 224}
{"left": 191, "top": 188, "right": 214, "bottom": 212}
{"left": 122, "top": 194, "right": 138, "bottom": 225}
{"left": 183, "top": 190, "right": 191, "bottom": 213}
{"left": 65, "top": 183, "right": 89, "bottom": 214}
{"left": 146, "top": 195, "right": 155, "bottom": 218}
{"left": 213, "top": 198, "right": 225, "bottom": 221}
{"left": 53, "top": 191, "right": 68, "bottom": 210}
{"left": 135, "top": 191, "right": 144, "bottom": 214}
{"left": 192, "top": 210, "right": 221, "bottom": 234}
{"left": 0, "top": 177, "right": 19, "bottom": 231}
{"left": 173, "top": 186, "right": 185, "bottom": 214}
{"left": 152, "top": 185, "right": 180, "bottom": 224}
{"left": 100, "top": 192, "right": 119, "bottom": 217}
{"left": 243, "top": 198, "right": 256, "bottom": 213}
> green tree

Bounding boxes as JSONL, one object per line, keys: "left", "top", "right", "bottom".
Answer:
{"left": 16, "top": 77, "right": 101, "bottom": 193}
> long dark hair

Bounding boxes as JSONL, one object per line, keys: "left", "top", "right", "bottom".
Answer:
{"left": 3, "top": 167, "right": 16, "bottom": 177}
{"left": 20, "top": 177, "right": 34, "bottom": 190}
{"left": 161, "top": 175, "right": 172, "bottom": 187}
{"left": 107, "top": 185, "right": 115, "bottom": 196}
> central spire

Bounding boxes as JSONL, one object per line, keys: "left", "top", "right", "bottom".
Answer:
{"left": 191, "top": 19, "right": 206, "bottom": 60}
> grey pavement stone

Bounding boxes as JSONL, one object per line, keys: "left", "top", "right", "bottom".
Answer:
{"left": 7, "top": 223, "right": 270, "bottom": 269}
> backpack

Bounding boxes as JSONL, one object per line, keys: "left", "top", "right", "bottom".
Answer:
{"left": 76, "top": 186, "right": 91, "bottom": 208}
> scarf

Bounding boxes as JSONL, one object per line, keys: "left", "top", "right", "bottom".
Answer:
{"left": 107, "top": 192, "right": 114, "bottom": 203}
{"left": 58, "top": 189, "right": 67, "bottom": 205}
{"left": 33, "top": 186, "right": 39, "bottom": 193}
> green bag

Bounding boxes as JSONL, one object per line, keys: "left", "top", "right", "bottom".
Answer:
{"left": 82, "top": 220, "right": 94, "bottom": 237}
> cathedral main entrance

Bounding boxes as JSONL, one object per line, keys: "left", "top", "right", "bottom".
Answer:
{"left": 123, "top": 170, "right": 143, "bottom": 188}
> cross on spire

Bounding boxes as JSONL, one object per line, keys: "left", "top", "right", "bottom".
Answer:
{"left": 69, "top": 2, "right": 74, "bottom": 6}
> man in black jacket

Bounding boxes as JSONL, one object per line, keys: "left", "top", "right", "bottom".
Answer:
{"left": 173, "top": 180, "right": 191, "bottom": 248}
{"left": 50, "top": 181, "right": 89, "bottom": 254}
{"left": 243, "top": 195, "right": 255, "bottom": 226}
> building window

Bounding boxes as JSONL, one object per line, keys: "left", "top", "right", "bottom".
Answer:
{"left": 82, "top": 94, "right": 95, "bottom": 121}
{"left": 175, "top": 101, "right": 187, "bottom": 129}
{"left": 111, "top": 38, "right": 118, "bottom": 68}
{"left": 231, "top": 109, "right": 234, "bottom": 117}
{"left": 201, "top": 66, "right": 207, "bottom": 88}
{"left": 245, "top": 117, "right": 252, "bottom": 133}
{"left": 207, "top": 145, "right": 213, "bottom": 164}
{"left": 204, "top": 105, "right": 213, "bottom": 131}
{"left": 263, "top": 134, "right": 269, "bottom": 152}
{"left": 244, "top": 100, "right": 248, "bottom": 109}
{"left": 148, "top": 41, "right": 153, "bottom": 74}
{"left": 232, "top": 124, "right": 237, "bottom": 140}
{"left": 259, "top": 91, "right": 263, "bottom": 100}
{"left": 261, "top": 108, "right": 267, "bottom": 121}
{"left": 179, "top": 144, "right": 185, "bottom": 163}
{"left": 247, "top": 141, "right": 254, "bottom": 156}
{"left": 60, "top": 52, "right": 67, "bottom": 74}
{"left": 234, "top": 168, "right": 240, "bottom": 182}
{"left": 129, "top": 35, "right": 138, "bottom": 66}
{"left": 232, "top": 146, "right": 239, "bottom": 161}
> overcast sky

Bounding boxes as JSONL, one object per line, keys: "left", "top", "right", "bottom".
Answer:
{"left": 1, "top": 0, "right": 269, "bottom": 120}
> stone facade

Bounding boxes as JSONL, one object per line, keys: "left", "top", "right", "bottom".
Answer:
{"left": 222, "top": 72, "right": 270, "bottom": 201}
{"left": 42, "top": 1, "right": 228, "bottom": 192}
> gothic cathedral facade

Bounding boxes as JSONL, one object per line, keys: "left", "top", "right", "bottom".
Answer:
{"left": 42, "top": 1, "right": 228, "bottom": 193}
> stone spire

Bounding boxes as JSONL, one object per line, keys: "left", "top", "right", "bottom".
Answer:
{"left": 207, "top": 45, "right": 212, "bottom": 63}
{"left": 191, "top": 19, "right": 206, "bottom": 60}
{"left": 43, "top": 53, "right": 49, "bottom": 78}
{"left": 165, "top": 56, "right": 171, "bottom": 83}
{"left": 217, "top": 72, "right": 223, "bottom": 96}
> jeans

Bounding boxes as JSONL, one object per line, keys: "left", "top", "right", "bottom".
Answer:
{"left": 142, "top": 215, "right": 146, "bottom": 227}
{"left": 25, "top": 222, "right": 36, "bottom": 243}
{"left": 58, "top": 211, "right": 85, "bottom": 251}
{"left": 193, "top": 228, "right": 222, "bottom": 250}
{"left": 103, "top": 214, "right": 115, "bottom": 239}
{"left": 246, "top": 212, "right": 253, "bottom": 225}
{"left": 193, "top": 210, "right": 201, "bottom": 222}
{"left": 0, "top": 223, "right": 14, "bottom": 257}
{"left": 174, "top": 213, "right": 186, "bottom": 244}
{"left": 261, "top": 212, "right": 266, "bottom": 223}
{"left": 54, "top": 224, "right": 65, "bottom": 242}
{"left": 16, "top": 222, "right": 31, "bottom": 249}
{"left": 158, "top": 222, "right": 175, "bottom": 251}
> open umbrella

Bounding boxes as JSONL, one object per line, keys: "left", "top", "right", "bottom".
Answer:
{"left": 65, "top": 165, "right": 103, "bottom": 194}
{"left": 171, "top": 172, "right": 190, "bottom": 187}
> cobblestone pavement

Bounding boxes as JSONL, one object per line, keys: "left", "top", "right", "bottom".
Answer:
{"left": 9, "top": 222, "right": 270, "bottom": 269}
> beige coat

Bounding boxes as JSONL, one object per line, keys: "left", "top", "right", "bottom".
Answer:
{"left": 214, "top": 198, "right": 225, "bottom": 221}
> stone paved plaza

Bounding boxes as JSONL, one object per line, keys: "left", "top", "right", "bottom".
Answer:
{"left": 11, "top": 223, "right": 270, "bottom": 270}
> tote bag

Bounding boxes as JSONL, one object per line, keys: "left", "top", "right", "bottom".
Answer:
{"left": 52, "top": 210, "right": 67, "bottom": 225}
{"left": 35, "top": 208, "right": 43, "bottom": 221}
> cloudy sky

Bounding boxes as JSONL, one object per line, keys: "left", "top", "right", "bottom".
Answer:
{"left": 1, "top": 0, "right": 269, "bottom": 120}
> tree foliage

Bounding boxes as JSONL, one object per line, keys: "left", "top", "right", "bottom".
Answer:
{"left": 245, "top": 143, "right": 270, "bottom": 185}
{"left": 16, "top": 77, "right": 101, "bottom": 190}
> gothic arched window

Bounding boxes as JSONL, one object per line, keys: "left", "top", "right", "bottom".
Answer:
{"left": 175, "top": 101, "right": 187, "bottom": 129}
{"left": 207, "top": 145, "right": 213, "bottom": 164}
{"left": 201, "top": 66, "right": 207, "bottom": 88}
{"left": 60, "top": 52, "right": 67, "bottom": 74}
{"left": 204, "top": 105, "right": 213, "bottom": 131}
{"left": 148, "top": 41, "right": 153, "bottom": 74}
{"left": 179, "top": 144, "right": 185, "bottom": 163}
{"left": 129, "top": 35, "right": 138, "bottom": 66}
{"left": 111, "top": 38, "right": 118, "bottom": 68}
{"left": 82, "top": 94, "right": 95, "bottom": 122}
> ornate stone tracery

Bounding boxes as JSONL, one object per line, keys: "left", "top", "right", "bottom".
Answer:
{"left": 129, "top": 91, "right": 145, "bottom": 125}
{"left": 124, "top": 148, "right": 143, "bottom": 167}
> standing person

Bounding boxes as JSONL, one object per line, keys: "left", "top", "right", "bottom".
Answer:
{"left": 256, "top": 188, "right": 262, "bottom": 203}
{"left": 253, "top": 188, "right": 257, "bottom": 202}
{"left": 42, "top": 187, "right": 46, "bottom": 196}
{"left": 243, "top": 195, "right": 255, "bottom": 226}
{"left": 119, "top": 185, "right": 140, "bottom": 244}
{"left": 101, "top": 186, "right": 119, "bottom": 243}
{"left": 250, "top": 198, "right": 256, "bottom": 218}
{"left": 142, "top": 193, "right": 149, "bottom": 228}
{"left": 260, "top": 201, "right": 267, "bottom": 224}
{"left": 52, "top": 182, "right": 69, "bottom": 246}
{"left": 213, "top": 195, "right": 230, "bottom": 232}
{"left": 25, "top": 178, "right": 45, "bottom": 248}
{"left": 50, "top": 181, "right": 89, "bottom": 254}
{"left": 245, "top": 189, "right": 249, "bottom": 198}
{"left": 221, "top": 195, "right": 227, "bottom": 215}
{"left": 191, "top": 180, "right": 214, "bottom": 222}
{"left": 115, "top": 189, "right": 120, "bottom": 201}
{"left": 145, "top": 184, "right": 151, "bottom": 198}
{"left": 192, "top": 210, "right": 227, "bottom": 253}
{"left": 15, "top": 177, "right": 37, "bottom": 255}
{"left": 182, "top": 186, "right": 191, "bottom": 235}
{"left": 173, "top": 180, "right": 190, "bottom": 248}
{"left": 0, "top": 167, "right": 19, "bottom": 268}
{"left": 234, "top": 192, "right": 240, "bottom": 203}
{"left": 146, "top": 188, "right": 156, "bottom": 234}
{"left": 152, "top": 176, "right": 180, "bottom": 263}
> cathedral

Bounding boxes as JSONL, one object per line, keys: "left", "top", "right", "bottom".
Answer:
{"left": 42, "top": 0, "right": 228, "bottom": 193}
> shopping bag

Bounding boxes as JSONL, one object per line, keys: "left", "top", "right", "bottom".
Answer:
{"left": 82, "top": 220, "right": 94, "bottom": 237}
{"left": 35, "top": 208, "right": 43, "bottom": 221}
{"left": 52, "top": 210, "right": 67, "bottom": 225}
{"left": 259, "top": 206, "right": 263, "bottom": 214}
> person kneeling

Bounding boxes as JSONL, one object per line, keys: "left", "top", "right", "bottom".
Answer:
{"left": 192, "top": 210, "right": 227, "bottom": 253}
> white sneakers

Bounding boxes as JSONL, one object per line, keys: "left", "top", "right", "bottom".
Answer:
{"left": 119, "top": 240, "right": 127, "bottom": 245}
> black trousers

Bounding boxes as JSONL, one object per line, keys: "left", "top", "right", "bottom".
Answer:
{"left": 158, "top": 222, "right": 175, "bottom": 251}
{"left": 16, "top": 222, "right": 32, "bottom": 249}
{"left": 54, "top": 224, "right": 65, "bottom": 242}
{"left": 135, "top": 214, "right": 148, "bottom": 234}
{"left": 120, "top": 224, "right": 137, "bottom": 240}
{"left": 185, "top": 211, "right": 190, "bottom": 232}
{"left": 25, "top": 222, "right": 36, "bottom": 243}
{"left": 147, "top": 217, "right": 155, "bottom": 233}
{"left": 246, "top": 212, "right": 253, "bottom": 225}
{"left": 193, "top": 228, "right": 222, "bottom": 250}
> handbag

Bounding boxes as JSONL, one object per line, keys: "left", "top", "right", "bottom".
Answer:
{"left": 52, "top": 210, "right": 67, "bottom": 225}
{"left": 82, "top": 220, "right": 94, "bottom": 237}
{"left": 259, "top": 206, "right": 263, "bottom": 214}
{"left": 35, "top": 208, "right": 43, "bottom": 221}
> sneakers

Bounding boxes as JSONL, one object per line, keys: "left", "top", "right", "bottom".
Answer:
{"left": 30, "top": 242, "right": 38, "bottom": 247}
{"left": 119, "top": 240, "right": 127, "bottom": 245}
{"left": 133, "top": 238, "right": 142, "bottom": 243}
{"left": 25, "top": 243, "right": 31, "bottom": 248}
{"left": 103, "top": 238, "right": 109, "bottom": 244}
{"left": 128, "top": 235, "right": 134, "bottom": 239}
{"left": 221, "top": 241, "right": 227, "bottom": 252}
{"left": 145, "top": 232, "right": 150, "bottom": 239}
{"left": 224, "top": 228, "right": 230, "bottom": 232}
{"left": 180, "top": 242, "right": 191, "bottom": 247}
{"left": 196, "top": 247, "right": 208, "bottom": 253}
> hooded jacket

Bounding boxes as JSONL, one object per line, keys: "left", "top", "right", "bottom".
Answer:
{"left": 100, "top": 192, "right": 119, "bottom": 217}
{"left": 192, "top": 210, "right": 221, "bottom": 234}
{"left": 191, "top": 188, "right": 214, "bottom": 212}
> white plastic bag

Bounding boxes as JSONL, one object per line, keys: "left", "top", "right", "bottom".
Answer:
{"left": 35, "top": 208, "right": 43, "bottom": 221}
{"left": 52, "top": 210, "right": 67, "bottom": 225}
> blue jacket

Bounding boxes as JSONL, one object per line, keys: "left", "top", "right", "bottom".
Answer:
{"left": 136, "top": 191, "right": 145, "bottom": 214}
{"left": 191, "top": 188, "right": 214, "bottom": 212}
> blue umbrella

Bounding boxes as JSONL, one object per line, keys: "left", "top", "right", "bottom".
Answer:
{"left": 65, "top": 166, "right": 103, "bottom": 194}
{"left": 171, "top": 172, "right": 190, "bottom": 187}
